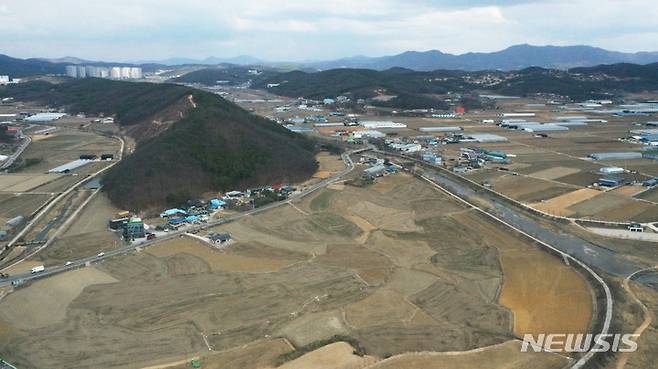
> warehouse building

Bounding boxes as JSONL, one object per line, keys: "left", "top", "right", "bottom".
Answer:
{"left": 518, "top": 124, "right": 569, "bottom": 132}
{"left": 599, "top": 167, "right": 625, "bottom": 174}
{"left": 24, "top": 113, "right": 66, "bottom": 122}
{"left": 48, "top": 159, "right": 94, "bottom": 173}
{"left": 359, "top": 121, "right": 407, "bottom": 129}
{"left": 466, "top": 133, "right": 508, "bottom": 143}
{"left": 364, "top": 164, "right": 387, "bottom": 177}
{"left": 500, "top": 113, "right": 536, "bottom": 117}
{"left": 598, "top": 177, "right": 626, "bottom": 187}
{"left": 590, "top": 152, "right": 643, "bottom": 160}
{"left": 418, "top": 126, "right": 462, "bottom": 133}
{"left": 643, "top": 178, "right": 658, "bottom": 187}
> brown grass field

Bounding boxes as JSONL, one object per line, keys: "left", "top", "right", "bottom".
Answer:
{"left": 364, "top": 340, "right": 568, "bottom": 369}
{"left": 0, "top": 173, "right": 595, "bottom": 369}
{"left": 0, "top": 174, "right": 61, "bottom": 192}
{"left": 452, "top": 211, "right": 593, "bottom": 345}
{"left": 277, "top": 342, "right": 378, "bottom": 369}
{"left": 531, "top": 188, "right": 602, "bottom": 216}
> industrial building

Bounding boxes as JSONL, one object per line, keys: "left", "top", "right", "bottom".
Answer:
{"left": 351, "top": 130, "right": 386, "bottom": 139}
{"left": 48, "top": 159, "right": 94, "bottom": 173}
{"left": 389, "top": 143, "right": 422, "bottom": 153}
{"left": 597, "top": 177, "right": 626, "bottom": 187}
{"left": 421, "top": 153, "right": 443, "bottom": 165}
{"left": 500, "top": 112, "right": 536, "bottom": 118}
{"left": 359, "top": 121, "right": 407, "bottom": 129}
{"left": 418, "top": 126, "right": 462, "bottom": 133}
{"left": 466, "top": 133, "right": 508, "bottom": 143}
{"left": 518, "top": 124, "right": 569, "bottom": 132}
{"left": 284, "top": 124, "right": 314, "bottom": 133}
{"left": 643, "top": 178, "right": 658, "bottom": 187}
{"left": 363, "top": 164, "right": 387, "bottom": 177}
{"left": 24, "top": 113, "right": 66, "bottom": 122}
{"left": 599, "top": 167, "right": 625, "bottom": 174}
{"left": 590, "top": 152, "right": 643, "bottom": 160}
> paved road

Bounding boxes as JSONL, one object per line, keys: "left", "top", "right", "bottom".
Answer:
{"left": 423, "top": 169, "right": 643, "bottom": 277}
{"left": 0, "top": 149, "right": 358, "bottom": 286}
{"left": 2, "top": 136, "right": 125, "bottom": 254}
{"left": 0, "top": 134, "right": 31, "bottom": 171}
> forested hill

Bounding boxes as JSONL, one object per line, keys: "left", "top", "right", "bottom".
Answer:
{"left": 253, "top": 63, "right": 658, "bottom": 103}
{"left": 3, "top": 79, "right": 194, "bottom": 125}
{"left": 0, "top": 54, "right": 65, "bottom": 77}
{"left": 1, "top": 79, "right": 318, "bottom": 211}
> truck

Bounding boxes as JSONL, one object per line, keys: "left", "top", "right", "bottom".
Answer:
{"left": 31, "top": 265, "right": 45, "bottom": 273}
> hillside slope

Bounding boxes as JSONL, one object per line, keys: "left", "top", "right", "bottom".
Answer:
{"left": 255, "top": 63, "right": 658, "bottom": 103}
{"left": 4, "top": 79, "right": 193, "bottom": 125}
{"left": 1, "top": 79, "right": 318, "bottom": 210}
{"left": 0, "top": 54, "right": 65, "bottom": 77}
{"left": 103, "top": 91, "right": 318, "bottom": 210}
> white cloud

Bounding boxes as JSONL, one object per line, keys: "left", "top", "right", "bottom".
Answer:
{"left": 0, "top": 0, "right": 655, "bottom": 60}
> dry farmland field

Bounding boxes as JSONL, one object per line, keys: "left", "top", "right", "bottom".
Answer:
{"left": 0, "top": 174, "right": 594, "bottom": 369}
{"left": 445, "top": 110, "right": 658, "bottom": 223}
{"left": 17, "top": 129, "right": 119, "bottom": 173}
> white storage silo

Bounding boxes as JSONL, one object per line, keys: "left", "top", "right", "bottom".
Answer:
{"left": 110, "top": 67, "right": 122, "bottom": 79}
{"left": 66, "top": 65, "right": 78, "bottom": 78}
{"left": 76, "top": 65, "right": 87, "bottom": 78}
{"left": 120, "top": 67, "right": 131, "bottom": 79}
{"left": 129, "top": 67, "right": 142, "bottom": 79}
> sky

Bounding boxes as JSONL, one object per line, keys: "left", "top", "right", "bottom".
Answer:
{"left": 0, "top": 0, "right": 657, "bottom": 62}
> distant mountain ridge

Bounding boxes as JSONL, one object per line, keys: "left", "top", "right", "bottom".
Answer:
{"left": 135, "top": 55, "right": 265, "bottom": 66}
{"left": 307, "top": 44, "right": 658, "bottom": 71}
{"left": 3, "top": 44, "right": 658, "bottom": 77}
{"left": 0, "top": 54, "right": 65, "bottom": 77}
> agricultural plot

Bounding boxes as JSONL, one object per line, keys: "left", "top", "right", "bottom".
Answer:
{"left": 0, "top": 174, "right": 594, "bottom": 369}
{"left": 446, "top": 115, "right": 658, "bottom": 223}
{"left": 30, "top": 193, "right": 123, "bottom": 265}
{"left": 636, "top": 186, "right": 658, "bottom": 203}
{"left": 0, "top": 193, "right": 52, "bottom": 225}
{"left": 488, "top": 174, "right": 575, "bottom": 203}
{"left": 18, "top": 131, "right": 118, "bottom": 173}
{"left": 0, "top": 174, "right": 61, "bottom": 192}
{"left": 452, "top": 211, "right": 593, "bottom": 347}
{"left": 365, "top": 341, "right": 568, "bottom": 369}
{"left": 531, "top": 188, "right": 602, "bottom": 217}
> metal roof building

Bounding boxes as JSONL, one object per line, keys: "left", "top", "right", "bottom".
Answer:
{"left": 598, "top": 177, "right": 625, "bottom": 187}
{"left": 364, "top": 164, "right": 387, "bottom": 177}
{"left": 467, "top": 133, "right": 509, "bottom": 143}
{"left": 547, "top": 121, "right": 587, "bottom": 126}
{"left": 599, "top": 167, "right": 624, "bottom": 174}
{"left": 24, "top": 113, "right": 66, "bottom": 122}
{"left": 48, "top": 159, "right": 93, "bottom": 173}
{"left": 590, "top": 152, "right": 643, "bottom": 160}
{"left": 359, "top": 121, "right": 407, "bottom": 129}
{"left": 518, "top": 124, "right": 569, "bottom": 132}
{"left": 284, "top": 124, "right": 314, "bottom": 133}
{"left": 418, "top": 126, "right": 462, "bottom": 132}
